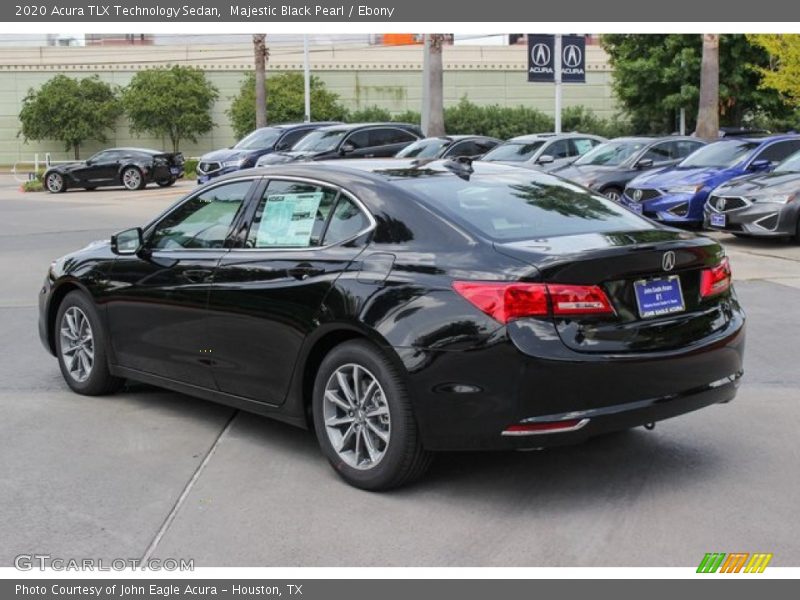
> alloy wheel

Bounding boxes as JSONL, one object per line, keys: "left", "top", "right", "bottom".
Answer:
{"left": 46, "top": 173, "right": 63, "bottom": 192}
{"left": 323, "top": 363, "right": 391, "bottom": 470}
{"left": 604, "top": 189, "right": 621, "bottom": 202}
{"left": 59, "top": 307, "right": 94, "bottom": 383}
{"left": 122, "top": 168, "right": 142, "bottom": 190}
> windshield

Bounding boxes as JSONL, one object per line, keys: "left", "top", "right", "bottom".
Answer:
{"left": 404, "top": 172, "right": 650, "bottom": 242}
{"left": 574, "top": 141, "right": 646, "bottom": 166}
{"left": 679, "top": 141, "right": 758, "bottom": 168}
{"left": 396, "top": 138, "right": 450, "bottom": 158}
{"left": 292, "top": 129, "right": 348, "bottom": 152}
{"left": 773, "top": 149, "right": 800, "bottom": 173}
{"left": 481, "top": 141, "right": 546, "bottom": 162}
{"left": 234, "top": 128, "right": 282, "bottom": 150}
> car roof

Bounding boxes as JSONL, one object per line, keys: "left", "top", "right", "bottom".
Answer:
{"left": 416, "top": 135, "right": 498, "bottom": 142}
{"left": 506, "top": 132, "right": 604, "bottom": 142}
{"left": 106, "top": 147, "right": 165, "bottom": 154}
{"left": 267, "top": 122, "right": 340, "bottom": 130}
{"left": 315, "top": 122, "right": 421, "bottom": 132}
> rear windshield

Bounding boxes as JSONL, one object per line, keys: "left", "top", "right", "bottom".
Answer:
{"left": 404, "top": 172, "right": 651, "bottom": 241}
{"left": 482, "top": 141, "right": 545, "bottom": 162}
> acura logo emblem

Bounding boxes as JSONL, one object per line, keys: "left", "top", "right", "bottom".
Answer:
{"left": 662, "top": 251, "right": 676, "bottom": 272}
{"left": 633, "top": 189, "right": 642, "bottom": 202}
{"left": 717, "top": 197, "right": 727, "bottom": 211}
{"left": 563, "top": 44, "right": 582, "bottom": 68}
{"left": 530, "top": 43, "right": 551, "bottom": 67}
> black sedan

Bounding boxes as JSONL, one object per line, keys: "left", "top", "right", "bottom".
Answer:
{"left": 38, "top": 160, "right": 745, "bottom": 490}
{"left": 395, "top": 135, "right": 501, "bottom": 160}
{"left": 43, "top": 147, "right": 185, "bottom": 193}
{"left": 255, "top": 122, "right": 422, "bottom": 166}
{"left": 552, "top": 136, "right": 706, "bottom": 202}
{"left": 704, "top": 149, "right": 800, "bottom": 241}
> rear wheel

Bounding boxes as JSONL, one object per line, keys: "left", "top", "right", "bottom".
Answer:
{"left": 55, "top": 291, "right": 123, "bottom": 396}
{"left": 312, "top": 340, "right": 432, "bottom": 491}
{"left": 45, "top": 172, "right": 67, "bottom": 194}
{"left": 156, "top": 177, "right": 177, "bottom": 188}
{"left": 601, "top": 186, "right": 623, "bottom": 202}
{"left": 121, "top": 167, "right": 145, "bottom": 191}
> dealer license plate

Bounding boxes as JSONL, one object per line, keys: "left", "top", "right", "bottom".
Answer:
{"left": 633, "top": 275, "right": 685, "bottom": 319}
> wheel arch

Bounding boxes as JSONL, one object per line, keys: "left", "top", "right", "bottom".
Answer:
{"left": 46, "top": 280, "right": 95, "bottom": 355}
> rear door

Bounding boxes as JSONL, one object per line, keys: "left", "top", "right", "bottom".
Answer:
{"left": 208, "top": 177, "right": 373, "bottom": 405}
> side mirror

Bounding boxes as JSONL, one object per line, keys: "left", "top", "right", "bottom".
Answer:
{"left": 340, "top": 142, "right": 356, "bottom": 155}
{"left": 636, "top": 158, "right": 654, "bottom": 169}
{"left": 748, "top": 159, "right": 771, "bottom": 171}
{"left": 536, "top": 154, "right": 555, "bottom": 165}
{"left": 111, "top": 227, "right": 143, "bottom": 255}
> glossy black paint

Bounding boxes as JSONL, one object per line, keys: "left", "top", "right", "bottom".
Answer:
{"left": 44, "top": 147, "right": 184, "bottom": 190}
{"left": 39, "top": 160, "right": 745, "bottom": 450}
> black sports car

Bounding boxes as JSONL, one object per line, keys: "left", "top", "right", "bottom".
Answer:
{"left": 43, "top": 147, "right": 185, "bottom": 193}
{"left": 552, "top": 136, "right": 706, "bottom": 202}
{"left": 38, "top": 160, "right": 745, "bottom": 490}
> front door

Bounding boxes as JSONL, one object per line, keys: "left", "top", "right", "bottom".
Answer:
{"left": 104, "top": 178, "right": 257, "bottom": 387}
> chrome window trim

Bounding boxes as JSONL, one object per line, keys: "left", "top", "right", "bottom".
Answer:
{"left": 231, "top": 174, "right": 377, "bottom": 253}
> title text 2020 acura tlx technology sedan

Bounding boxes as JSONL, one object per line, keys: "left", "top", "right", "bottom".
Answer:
{"left": 38, "top": 160, "right": 745, "bottom": 490}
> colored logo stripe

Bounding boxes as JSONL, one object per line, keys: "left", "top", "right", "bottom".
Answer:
{"left": 697, "top": 552, "right": 772, "bottom": 573}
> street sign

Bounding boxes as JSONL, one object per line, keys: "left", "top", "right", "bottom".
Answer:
{"left": 527, "top": 34, "right": 586, "bottom": 83}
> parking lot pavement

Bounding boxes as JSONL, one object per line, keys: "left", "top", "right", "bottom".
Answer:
{"left": 2, "top": 177, "right": 799, "bottom": 567}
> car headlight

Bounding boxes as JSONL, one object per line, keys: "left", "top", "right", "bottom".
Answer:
{"left": 666, "top": 184, "right": 703, "bottom": 195}
{"left": 747, "top": 192, "right": 797, "bottom": 204}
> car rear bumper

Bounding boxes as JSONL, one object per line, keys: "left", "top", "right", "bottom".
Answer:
{"left": 398, "top": 306, "right": 745, "bottom": 451}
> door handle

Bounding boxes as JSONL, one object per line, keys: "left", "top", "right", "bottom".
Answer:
{"left": 288, "top": 263, "right": 322, "bottom": 280}
{"left": 183, "top": 268, "right": 213, "bottom": 283}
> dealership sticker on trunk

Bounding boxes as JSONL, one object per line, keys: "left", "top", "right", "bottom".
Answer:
{"left": 633, "top": 275, "right": 685, "bottom": 318}
{"left": 710, "top": 213, "right": 726, "bottom": 227}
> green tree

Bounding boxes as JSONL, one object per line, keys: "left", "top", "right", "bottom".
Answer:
{"left": 601, "top": 34, "right": 791, "bottom": 134}
{"left": 18, "top": 74, "right": 122, "bottom": 159}
{"left": 749, "top": 35, "right": 800, "bottom": 105}
{"left": 228, "top": 72, "right": 348, "bottom": 139}
{"left": 122, "top": 65, "right": 218, "bottom": 152}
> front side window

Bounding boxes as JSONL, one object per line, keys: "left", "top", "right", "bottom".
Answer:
{"left": 574, "top": 141, "right": 646, "bottom": 166}
{"left": 247, "top": 180, "right": 339, "bottom": 248}
{"left": 292, "top": 129, "right": 348, "bottom": 152}
{"left": 149, "top": 181, "right": 252, "bottom": 250}
{"left": 752, "top": 140, "right": 800, "bottom": 165}
{"left": 234, "top": 128, "right": 281, "bottom": 150}
{"left": 397, "top": 138, "right": 450, "bottom": 158}
{"left": 642, "top": 142, "right": 673, "bottom": 163}
{"left": 545, "top": 139, "right": 571, "bottom": 159}
{"left": 481, "top": 141, "right": 546, "bottom": 162}
{"left": 679, "top": 141, "right": 758, "bottom": 168}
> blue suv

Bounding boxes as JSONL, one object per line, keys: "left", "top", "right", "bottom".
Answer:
{"left": 622, "top": 135, "right": 800, "bottom": 225}
{"left": 196, "top": 122, "right": 339, "bottom": 184}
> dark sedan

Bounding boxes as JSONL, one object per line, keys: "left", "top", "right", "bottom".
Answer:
{"left": 39, "top": 160, "right": 745, "bottom": 490}
{"left": 704, "top": 149, "right": 800, "bottom": 241}
{"left": 44, "top": 147, "right": 185, "bottom": 193}
{"left": 256, "top": 122, "right": 422, "bottom": 166}
{"left": 395, "top": 135, "right": 501, "bottom": 160}
{"left": 553, "top": 136, "right": 706, "bottom": 202}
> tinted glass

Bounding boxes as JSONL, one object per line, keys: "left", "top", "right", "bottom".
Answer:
{"left": 345, "top": 130, "right": 370, "bottom": 149}
{"left": 574, "top": 141, "right": 646, "bottom": 166}
{"left": 642, "top": 142, "right": 673, "bottom": 162}
{"left": 234, "top": 128, "right": 282, "bottom": 150}
{"left": 397, "top": 138, "right": 451, "bottom": 158}
{"left": 405, "top": 173, "right": 650, "bottom": 242}
{"left": 679, "top": 141, "right": 758, "bottom": 168}
{"left": 150, "top": 181, "right": 251, "bottom": 250}
{"left": 674, "top": 140, "right": 705, "bottom": 158}
{"left": 247, "top": 180, "right": 338, "bottom": 248}
{"left": 546, "top": 139, "right": 571, "bottom": 159}
{"left": 753, "top": 140, "right": 800, "bottom": 164}
{"left": 481, "top": 141, "right": 546, "bottom": 162}
{"left": 774, "top": 149, "right": 800, "bottom": 173}
{"left": 292, "top": 129, "right": 348, "bottom": 152}
{"left": 279, "top": 128, "right": 313, "bottom": 150}
{"left": 369, "top": 128, "right": 416, "bottom": 146}
{"left": 443, "top": 141, "right": 482, "bottom": 158}
{"left": 323, "top": 197, "right": 371, "bottom": 245}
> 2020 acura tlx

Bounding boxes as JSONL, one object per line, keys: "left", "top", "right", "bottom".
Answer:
{"left": 39, "top": 159, "right": 745, "bottom": 490}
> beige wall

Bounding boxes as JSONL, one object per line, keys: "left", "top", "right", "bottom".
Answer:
{"left": 0, "top": 43, "right": 615, "bottom": 165}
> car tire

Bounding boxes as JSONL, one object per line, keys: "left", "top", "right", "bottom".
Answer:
{"left": 45, "top": 172, "right": 67, "bottom": 194}
{"left": 601, "top": 186, "right": 623, "bottom": 202}
{"left": 312, "top": 339, "right": 432, "bottom": 491}
{"left": 121, "top": 167, "right": 146, "bottom": 191}
{"left": 156, "top": 177, "right": 177, "bottom": 188}
{"left": 55, "top": 290, "right": 123, "bottom": 396}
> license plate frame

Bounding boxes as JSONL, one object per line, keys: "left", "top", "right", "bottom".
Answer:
{"left": 710, "top": 212, "right": 726, "bottom": 228}
{"left": 633, "top": 275, "right": 686, "bottom": 319}
{"left": 170, "top": 167, "right": 181, "bottom": 176}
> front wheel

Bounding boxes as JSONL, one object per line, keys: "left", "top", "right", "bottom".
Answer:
{"left": 156, "top": 177, "right": 177, "bottom": 188}
{"left": 121, "top": 167, "right": 145, "bottom": 191}
{"left": 602, "top": 186, "right": 623, "bottom": 202}
{"left": 55, "top": 291, "right": 123, "bottom": 396}
{"left": 312, "top": 340, "right": 432, "bottom": 491}
{"left": 45, "top": 172, "right": 67, "bottom": 193}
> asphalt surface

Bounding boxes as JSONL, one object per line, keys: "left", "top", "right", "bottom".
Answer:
{"left": 1, "top": 175, "right": 798, "bottom": 567}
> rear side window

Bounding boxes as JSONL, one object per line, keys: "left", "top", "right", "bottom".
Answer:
{"left": 369, "top": 128, "right": 417, "bottom": 146}
{"left": 323, "top": 197, "right": 371, "bottom": 245}
{"left": 247, "top": 180, "right": 338, "bottom": 248}
{"left": 405, "top": 173, "right": 650, "bottom": 241}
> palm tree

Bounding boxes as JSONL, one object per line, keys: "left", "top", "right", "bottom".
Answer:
{"left": 424, "top": 34, "right": 446, "bottom": 136}
{"left": 253, "top": 34, "right": 268, "bottom": 128}
{"left": 696, "top": 34, "right": 720, "bottom": 139}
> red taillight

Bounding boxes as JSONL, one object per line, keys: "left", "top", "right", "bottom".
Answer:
{"left": 700, "top": 257, "right": 732, "bottom": 298}
{"left": 502, "top": 418, "right": 590, "bottom": 436}
{"left": 452, "top": 281, "right": 614, "bottom": 324}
